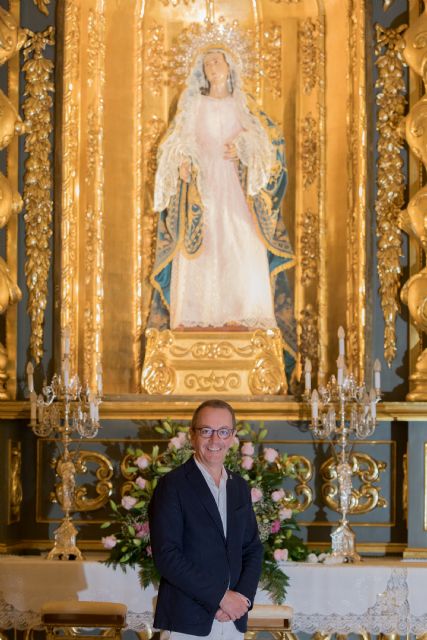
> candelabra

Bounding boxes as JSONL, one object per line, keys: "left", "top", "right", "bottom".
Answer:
{"left": 304, "top": 327, "right": 381, "bottom": 562}
{"left": 27, "top": 329, "right": 102, "bottom": 560}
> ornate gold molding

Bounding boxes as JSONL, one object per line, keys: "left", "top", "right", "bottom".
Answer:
{"left": 299, "top": 18, "right": 318, "bottom": 96}
{"left": 22, "top": 27, "right": 55, "bottom": 364}
{"left": 261, "top": 24, "right": 282, "bottom": 98}
{"left": 283, "top": 455, "right": 313, "bottom": 512}
{"left": 375, "top": 24, "right": 406, "bottom": 366}
{"left": 8, "top": 440, "right": 22, "bottom": 523}
{"left": 299, "top": 304, "right": 319, "bottom": 376}
{"left": 33, "top": 0, "right": 50, "bottom": 15}
{"left": 141, "top": 328, "right": 288, "bottom": 396}
{"left": 51, "top": 449, "right": 113, "bottom": 512}
{"left": 301, "top": 114, "right": 318, "bottom": 190}
{"left": 300, "top": 209, "right": 319, "bottom": 286}
{"left": 320, "top": 453, "right": 387, "bottom": 514}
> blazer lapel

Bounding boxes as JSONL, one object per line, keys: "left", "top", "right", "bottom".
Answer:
{"left": 225, "top": 469, "right": 239, "bottom": 543}
{"left": 184, "top": 458, "right": 226, "bottom": 541}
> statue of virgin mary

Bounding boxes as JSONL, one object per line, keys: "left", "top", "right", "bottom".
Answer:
{"left": 149, "top": 46, "right": 296, "bottom": 366}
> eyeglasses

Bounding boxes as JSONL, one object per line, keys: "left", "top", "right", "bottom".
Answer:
{"left": 194, "top": 427, "right": 235, "bottom": 439}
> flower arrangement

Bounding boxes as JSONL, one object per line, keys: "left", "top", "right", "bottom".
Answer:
{"left": 101, "top": 420, "right": 309, "bottom": 604}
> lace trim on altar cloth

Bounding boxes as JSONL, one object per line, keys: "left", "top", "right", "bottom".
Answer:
{"left": 292, "top": 569, "right": 410, "bottom": 635}
{"left": 171, "top": 318, "right": 278, "bottom": 330}
{"left": 0, "top": 597, "right": 154, "bottom": 632}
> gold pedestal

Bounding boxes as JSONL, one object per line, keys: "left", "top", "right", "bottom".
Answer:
{"left": 141, "top": 328, "right": 288, "bottom": 396}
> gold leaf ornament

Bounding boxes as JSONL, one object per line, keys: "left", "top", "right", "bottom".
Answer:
{"left": 0, "top": 257, "right": 21, "bottom": 313}
{"left": 0, "top": 7, "right": 26, "bottom": 66}
{"left": 0, "top": 171, "right": 23, "bottom": 229}
{"left": 0, "top": 90, "right": 25, "bottom": 149}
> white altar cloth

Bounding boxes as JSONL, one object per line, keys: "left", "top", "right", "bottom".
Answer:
{"left": 1, "top": 556, "right": 427, "bottom": 634}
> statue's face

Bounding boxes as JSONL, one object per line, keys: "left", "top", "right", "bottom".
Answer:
{"left": 203, "top": 51, "right": 229, "bottom": 85}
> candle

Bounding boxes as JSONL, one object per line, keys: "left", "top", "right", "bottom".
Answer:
{"left": 374, "top": 359, "right": 381, "bottom": 391}
{"left": 94, "top": 403, "right": 99, "bottom": 422}
{"left": 89, "top": 393, "right": 96, "bottom": 421}
{"left": 63, "top": 357, "right": 70, "bottom": 388}
{"left": 370, "top": 388, "right": 377, "bottom": 419}
{"left": 337, "top": 354, "right": 345, "bottom": 386}
{"left": 63, "top": 327, "right": 71, "bottom": 356}
{"left": 96, "top": 361, "right": 103, "bottom": 395}
{"left": 30, "top": 391, "right": 37, "bottom": 422}
{"left": 338, "top": 326, "right": 345, "bottom": 356}
{"left": 304, "top": 358, "right": 312, "bottom": 392}
{"left": 311, "top": 389, "right": 319, "bottom": 420}
{"left": 27, "top": 362, "right": 34, "bottom": 393}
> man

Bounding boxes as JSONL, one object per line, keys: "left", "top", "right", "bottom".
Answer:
{"left": 148, "top": 399, "right": 263, "bottom": 639}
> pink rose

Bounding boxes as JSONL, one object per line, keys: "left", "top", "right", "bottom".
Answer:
{"left": 241, "top": 456, "right": 254, "bottom": 470}
{"left": 271, "top": 519, "right": 281, "bottom": 534}
{"left": 279, "top": 507, "right": 293, "bottom": 521}
{"left": 251, "top": 487, "right": 263, "bottom": 503}
{"left": 271, "top": 489, "right": 285, "bottom": 502}
{"left": 264, "top": 448, "right": 279, "bottom": 463}
{"left": 273, "top": 548, "right": 288, "bottom": 562}
{"left": 241, "top": 442, "right": 255, "bottom": 456}
{"left": 136, "top": 455, "right": 149, "bottom": 469}
{"left": 168, "top": 436, "right": 183, "bottom": 450}
{"left": 135, "top": 521, "right": 150, "bottom": 539}
{"left": 121, "top": 495, "right": 138, "bottom": 510}
{"left": 101, "top": 535, "right": 117, "bottom": 550}
{"left": 135, "top": 476, "right": 146, "bottom": 490}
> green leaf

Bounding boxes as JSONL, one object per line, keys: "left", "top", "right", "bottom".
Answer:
{"left": 100, "top": 521, "right": 111, "bottom": 529}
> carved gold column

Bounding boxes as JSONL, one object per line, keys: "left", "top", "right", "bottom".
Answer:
{"left": 401, "top": 3, "right": 427, "bottom": 399}
{"left": 1, "top": 5, "right": 26, "bottom": 399}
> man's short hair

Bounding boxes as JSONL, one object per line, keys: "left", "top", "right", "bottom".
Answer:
{"left": 191, "top": 399, "right": 236, "bottom": 431}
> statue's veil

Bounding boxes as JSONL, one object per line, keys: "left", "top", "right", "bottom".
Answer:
{"left": 154, "top": 47, "right": 276, "bottom": 212}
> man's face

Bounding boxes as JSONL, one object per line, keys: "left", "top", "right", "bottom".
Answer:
{"left": 203, "top": 52, "right": 229, "bottom": 85}
{"left": 191, "top": 406, "right": 234, "bottom": 469}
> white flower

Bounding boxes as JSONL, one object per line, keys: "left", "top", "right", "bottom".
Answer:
{"left": 102, "top": 535, "right": 117, "bottom": 550}
{"left": 136, "top": 455, "right": 149, "bottom": 469}
{"left": 121, "top": 495, "right": 138, "bottom": 510}
{"left": 264, "top": 448, "right": 279, "bottom": 463}
{"left": 306, "top": 553, "right": 319, "bottom": 563}
{"left": 271, "top": 489, "right": 285, "bottom": 502}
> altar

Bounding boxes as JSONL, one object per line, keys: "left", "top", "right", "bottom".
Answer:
{"left": 1, "top": 556, "right": 427, "bottom": 636}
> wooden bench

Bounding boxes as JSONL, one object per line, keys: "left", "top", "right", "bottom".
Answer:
{"left": 41, "top": 601, "right": 128, "bottom": 640}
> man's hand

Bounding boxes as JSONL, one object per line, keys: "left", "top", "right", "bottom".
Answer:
{"left": 219, "top": 590, "right": 249, "bottom": 621}
{"left": 215, "top": 609, "right": 231, "bottom": 622}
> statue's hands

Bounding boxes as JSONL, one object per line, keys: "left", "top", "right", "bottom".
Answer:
{"left": 215, "top": 609, "right": 231, "bottom": 622}
{"left": 179, "top": 159, "right": 191, "bottom": 183}
{"left": 224, "top": 142, "right": 238, "bottom": 160}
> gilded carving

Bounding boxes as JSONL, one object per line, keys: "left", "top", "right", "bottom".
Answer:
{"left": 22, "top": 27, "right": 55, "bottom": 364}
{"left": 0, "top": 343, "right": 9, "bottom": 399}
{"left": 145, "top": 23, "right": 166, "bottom": 96}
{"left": 0, "top": 90, "right": 25, "bottom": 151}
{"left": 300, "top": 209, "right": 319, "bottom": 286}
{"left": 185, "top": 371, "right": 241, "bottom": 393}
{"left": 320, "top": 453, "right": 387, "bottom": 514}
{"left": 33, "top": 0, "right": 50, "bottom": 16}
{"left": 52, "top": 450, "right": 113, "bottom": 512}
{"left": 299, "top": 19, "right": 318, "bottom": 96}
{"left": 8, "top": 441, "right": 22, "bottom": 523}
{"left": 375, "top": 24, "right": 406, "bottom": 366}
{"left": 0, "top": 7, "right": 26, "bottom": 66}
{"left": 261, "top": 25, "right": 282, "bottom": 98}
{"left": 60, "top": 0, "right": 80, "bottom": 366}
{"left": 0, "top": 257, "right": 21, "bottom": 313}
{"left": 282, "top": 455, "right": 313, "bottom": 512}
{"left": 301, "top": 114, "right": 318, "bottom": 190}
{"left": 299, "top": 304, "right": 319, "bottom": 375}
{"left": 0, "top": 171, "right": 22, "bottom": 229}
{"left": 248, "top": 356, "right": 285, "bottom": 395}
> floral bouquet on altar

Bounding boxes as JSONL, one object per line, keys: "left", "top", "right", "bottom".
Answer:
{"left": 101, "top": 420, "right": 309, "bottom": 604}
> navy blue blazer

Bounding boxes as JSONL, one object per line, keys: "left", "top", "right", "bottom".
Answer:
{"left": 148, "top": 457, "right": 263, "bottom": 635}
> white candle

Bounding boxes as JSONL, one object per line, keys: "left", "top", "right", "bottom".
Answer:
{"left": 311, "top": 389, "right": 319, "bottom": 420}
{"left": 27, "top": 362, "right": 34, "bottom": 393}
{"left": 374, "top": 359, "right": 381, "bottom": 391}
{"left": 30, "top": 391, "right": 37, "bottom": 422}
{"left": 96, "top": 361, "right": 103, "bottom": 395}
{"left": 63, "top": 357, "right": 70, "bottom": 388}
{"left": 304, "top": 358, "right": 312, "bottom": 392}
{"left": 338, "top": 326, "right": 345, "bottom": 356}
{"left": 63, "top": 327, "right": 71, "bottom": 356}
{"left": 337, "top": 354, "right": 345, "bottom": 386}
{"left": 370, "top": 388, "right": 377, "bottom": 419}
{"left": 94, "top": 403, "right": 99, "bottom": 422}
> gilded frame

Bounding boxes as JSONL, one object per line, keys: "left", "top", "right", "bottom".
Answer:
{"left": 55, "top": 0, "right": 368, "bottom": 399}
